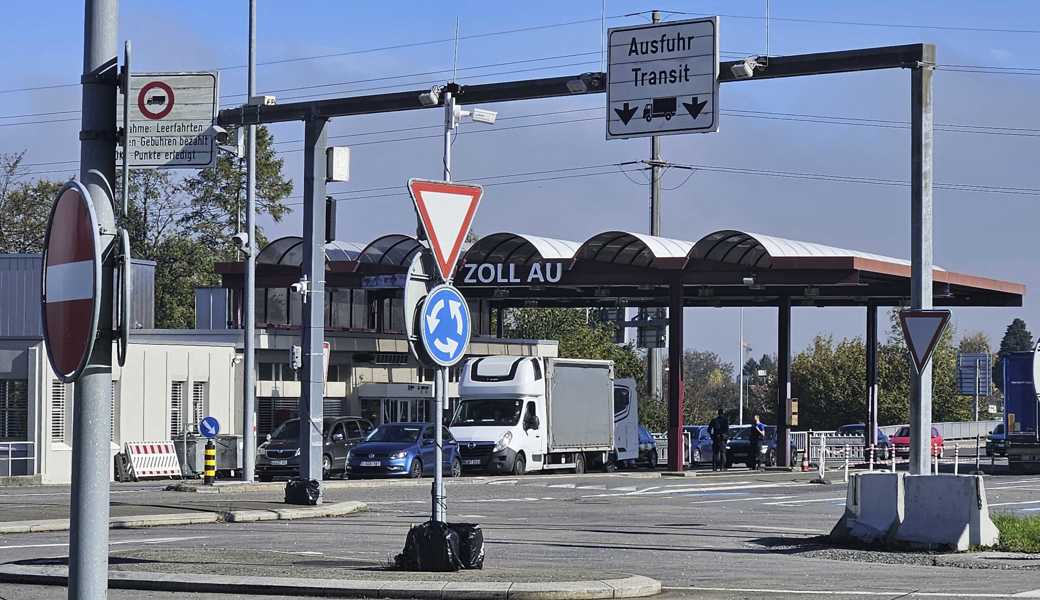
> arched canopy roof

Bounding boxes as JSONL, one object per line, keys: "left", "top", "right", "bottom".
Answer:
{"left": 576, "top": 231, "right": 694, "bottom": 267}
{"left": 461, "top": 232, "right": 580, "bottom": 265}
{"left": 690, "top": 230, "right": 942, "bottom": 270}
{"left": 256, "top": 236, "right": 365, "bottom": 266}
{"left": 358, "top": 234, "right": 423, "bottom": 267}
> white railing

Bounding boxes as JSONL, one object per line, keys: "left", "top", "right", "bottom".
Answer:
{"left": 0, "top": 441, "right": 36, "bottom": 477}
{"left": 652, "top": 431, "right": 692, "bottom": 467}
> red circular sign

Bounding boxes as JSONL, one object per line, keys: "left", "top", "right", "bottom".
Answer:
{"left": 41, "top": 182, "right": 101, "bottom": 382}
{"left": 137, "top": 80, "right": 175, "bottom": 120}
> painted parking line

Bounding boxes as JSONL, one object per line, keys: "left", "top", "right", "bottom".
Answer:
{"left": 764, "top": 496, "right": 846, "bottom": 506}
{"left": 665, "top": 585, "right": 1038, "bottom": 598}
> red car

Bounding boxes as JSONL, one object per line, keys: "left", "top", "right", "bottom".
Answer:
{"left": 889, "top": 426, "right": 944, "bottom": 457}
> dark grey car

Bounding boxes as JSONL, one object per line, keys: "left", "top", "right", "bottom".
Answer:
{"left": 256, "top": 416, "right": 373, "bottom": 481}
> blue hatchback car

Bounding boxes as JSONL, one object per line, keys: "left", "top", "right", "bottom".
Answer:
{"left": 346, "top": 423, "right": 461, "bottom": 479}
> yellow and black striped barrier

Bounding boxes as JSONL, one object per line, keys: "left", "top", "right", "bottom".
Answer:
{"left": 204, "top": 440, "right": 216, "bottom": 485}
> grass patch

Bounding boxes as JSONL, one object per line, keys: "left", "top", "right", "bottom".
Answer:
{"left": 992, "top": 513, "right": 1040, "bottom": 553}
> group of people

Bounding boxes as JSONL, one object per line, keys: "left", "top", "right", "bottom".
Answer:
{"left": 706, "top": 409, "right": 767, "bottom": 472}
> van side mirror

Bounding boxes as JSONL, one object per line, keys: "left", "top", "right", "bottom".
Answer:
{"left": 265, "top": 433, "right": 272, "bottom": 442}
{"left": 526, "top": 415, "right": 540, "bottom": 431}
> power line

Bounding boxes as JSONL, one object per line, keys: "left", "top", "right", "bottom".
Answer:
{"left": 667, "top": 9, "right": 1040, "bottom": 35}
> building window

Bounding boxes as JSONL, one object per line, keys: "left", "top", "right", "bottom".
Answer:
{"left": 170, "top": 381, "right": 185, "bottom": 437}
{"left": 374, "top": 353, "right": 409, "bottom": 366}
{"left": 192, "top": 382, "right": 208, "bottom": 427}
{"left": 0, "top": 380, "right": 28, "bottom": 441}
{"left": 267, "top": 289, "right": 288, "bottom": 325}
{"left": 111, "top": 380, "right": 120, "bottom": 443}
{"left": 51, "top": 380, "right": 68, "bottom": 443}
{"left": 352, "top": 290, "right": 368, "bottom": 331}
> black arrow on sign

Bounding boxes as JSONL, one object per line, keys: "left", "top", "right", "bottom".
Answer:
{"left": 683, "top": 97, "right": 709, "bottom": 119}
{"left": 614, "top": 102, "right": 638, "bottom": 125}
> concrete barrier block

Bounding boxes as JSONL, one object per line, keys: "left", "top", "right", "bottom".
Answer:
{"left": 894, "top": 474, "right": 998, "bottom": 551}
{"left": 830, "top": 472, "right": 904, "bottom": 544}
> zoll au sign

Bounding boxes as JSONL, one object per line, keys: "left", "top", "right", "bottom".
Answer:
{"left": 606, "top": 16, "right": 719, "bottom": 139}
{"left": 41, "top": 181, "right": 103, "bottom": 383}
{"left": 407, "top": 179, "right": 483, "bottom": 282}
{"left": 118, "top": 72, "right": 219, "bottom": 168}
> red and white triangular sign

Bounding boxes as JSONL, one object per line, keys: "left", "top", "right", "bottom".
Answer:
{"left": 899, "top": 309, "right": 952, "bottom": 373}
{"left": 407, "top": 179, "right": 483, "bottom": 282}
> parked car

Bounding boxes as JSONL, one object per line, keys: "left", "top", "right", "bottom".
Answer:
{"left": 888, "top": 426, "right": 944, "bottom": 457}
{"left": 725, "top": 425, "right": 796, "bottom": 468}
{"left": 986, "top": 423, "right": 1007, "bottom": 457}
{"left": 683, "top": 425, "right": 715, "bottom": 466}
{"left": 346, "top": 422, "right": 461, "bottom": 479}
{"left": 835, "top": 424, "right": 892, "bottom": 460}
{"left": 256, "top": 416, "right": 373, "bottom": 482}
{"left": 637, "top": 426, "right": 658, "bottom": 469}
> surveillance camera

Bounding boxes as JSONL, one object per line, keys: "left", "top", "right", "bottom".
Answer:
{"left": 289, "top": 282, "right": 303, "bottom": 294}
{"left": 731, "top": 57, "right": 759, "bottom": 79}
{"left": 231, "top": 232, "right": 249, "bottom": 251}
{"left": 212, "top": 125, "right": 229, "bottom": 144}
{"left": 470, "top": 108, "right": 497, "bottom": 125}
{"left": 419, "top": 87, "right": 441, "bottom": 107}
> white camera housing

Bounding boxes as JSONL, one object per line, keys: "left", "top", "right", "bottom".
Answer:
{"left": 231, "top": 232, "right": 250, "bottom": 251}
{"left": 326, "top": 146, "right": 350, "bottom": 183}
{"left": 470, "top": 108, "right": 497, "bottom": 125}
{"left": 731, "top": 57, "right": 759, "bottom": 79}
{"left": 248, "top": 95, "right": 277, "bottom": 106}
{"left": 419, "top": 87, "right": 441, "bottom": 107}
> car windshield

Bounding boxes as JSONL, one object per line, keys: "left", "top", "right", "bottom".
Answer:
{"left": 895, "top": 426, "right": 910, "bottom": 437}
{"left": 270, "top": 420, "right": 300, "bottom": 441}
{"left": 451, "top": 399, "right": 523, "bottom": 426}
{"left": 732, "top": 426, "right": 759, "bottom": 440}
{"left": 365, "top": 425, "right": 421, "bottom": 443}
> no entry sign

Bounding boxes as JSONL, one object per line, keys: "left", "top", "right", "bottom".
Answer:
{"left": 41, "top": 181, "right": 103, "bottom": 382}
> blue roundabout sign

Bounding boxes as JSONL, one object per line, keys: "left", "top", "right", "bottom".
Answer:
{"left": 419, "top": 285, "right": 471, "bottom": 367}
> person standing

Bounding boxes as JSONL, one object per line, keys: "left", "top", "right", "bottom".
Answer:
{"left": 748, "top": 415, "right": 766, "bottom": 470}
{"left": 708, "top": 409, "right": 730, "bottom": 471}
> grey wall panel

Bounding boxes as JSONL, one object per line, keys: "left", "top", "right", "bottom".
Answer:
{"left": 546, "top": 360, "right": 614, "bottom": 450}
{"left": 0, "top": 256, "right": 42, "bottom": 338}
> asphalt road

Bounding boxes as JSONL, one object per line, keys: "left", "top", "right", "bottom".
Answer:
{"left": 1, "top": 467, "right": 1039, "bottom": 599}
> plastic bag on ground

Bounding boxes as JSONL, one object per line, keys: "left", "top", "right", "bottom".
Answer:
{"left": 393, "top": 521, "right": 463, "bottom": 572}
{"left": 284, "top": 478, "right": 320, "bottom": 505}
{"left": 448, "top": 522, "right": 485, "bottom": 569}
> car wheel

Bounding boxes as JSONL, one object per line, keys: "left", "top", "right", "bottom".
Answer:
{"left": 767, "top": 449, "right": 777, "bottom": 468}
{"left": 449, "top": 457, "right": 462, "bottom": 478}
{"left": 512, "top": 453, "right": 526, "bottom": 476}
{"left": 573, "top": 453, "right": 585, "bottom": 475}
{"left": 647, "top": 450, "right": 657, "bottom": 470}
{"left": 322, "top": 455, "right": 332, "bottom": 480}
{"left": 258, "top": 472, "right": 273, "bottom": 483}
{"left": 409, "top": 458, "right": 423, "bottom": 479}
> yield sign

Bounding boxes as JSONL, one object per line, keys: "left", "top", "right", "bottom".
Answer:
{"left": 41, "top": 181, "right": 103, "bottom": 382}
{"left": 407, "top": 179, "right": 483, "bottom": 282}
{"left": 899, "top": 309, "right": 952, "bottom": 374}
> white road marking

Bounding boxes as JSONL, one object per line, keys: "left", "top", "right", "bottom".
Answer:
{"left": 547, "top": 483, "right": 576, "bottom": 489}
{"left": 576, "top": 484, "right": 606, "bottom": 490}
{"left": 666, "top": 585, "right": 1031, "bottom": 598}
{"left": 486, "top": 479, "right": 518, "bottom": 485}
{"left": 764, "top": 496, "right": 846, "bottom": 506}
{"left": 989, "top": 499, "right": 1040, "bottom": 508}
{"left": 0, "top": 536, "right": 205, "bottom": 551}
{"left": 687, "top": 494, "right": 800, "bottom": 505}
{"left": 611, "top": 486, "right": 638, "bottom": 492}
{"left": 732, "top": 524, "right": 827, "bottom": 534}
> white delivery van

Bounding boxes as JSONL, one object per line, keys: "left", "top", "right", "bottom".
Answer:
{"left": 450, "top": 355, "right": 636, "bottom": 475}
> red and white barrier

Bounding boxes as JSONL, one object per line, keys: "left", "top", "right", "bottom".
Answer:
{"left": 123, "top": 441, "right": 182, "bottom": 480}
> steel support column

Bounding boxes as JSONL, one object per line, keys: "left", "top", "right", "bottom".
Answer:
{"left": 776, "top": 297, "right": 792, "bottom": 468}
{"left": 298, "top": 117, "right": 327, "bottom": 496}
{"left": 242, "top": 0, "right": 258, "bottom": 484}
{"left": 909, "top": 45, "right": 936, "bottom": 476}
{"left": 70, "top": 1, "right": 118, "bottom": 597}
{"left": 667, "top": 280, "right": 685, "bottom": 470}
{"left": 866, "top": 302, "right": 879, "bottom": 449}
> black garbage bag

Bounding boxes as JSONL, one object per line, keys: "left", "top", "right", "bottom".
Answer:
{"left": 394, "top": 521, "right": 462, "bottom": 572}
{"left": 284, "top": 478, "right": 321, "bottom": 505}
{"left": 448, "top": 523, "right": 485, "bottom": 570}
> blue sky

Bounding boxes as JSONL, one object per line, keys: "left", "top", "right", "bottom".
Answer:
{"left": 2, "top": 1, "right": 1038, "bottom": 365}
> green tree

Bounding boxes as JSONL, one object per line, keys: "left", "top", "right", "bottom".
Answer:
{"left": 742, "top": 353, "right": 777, "bottom": 423}
{"left": 682, "top": 350, "right": 739, "bottom": 425}
{"left": 993, "top": 318, "right": 1033, "bottom": 391}
{"left": 958, "top": 331, "right": 992, "bottom": 355}
{"left": 0, "top": 152, "right": 62, "bottom": 254}
{"left": 792, "top": 335, "right": 866, "bottom": 430}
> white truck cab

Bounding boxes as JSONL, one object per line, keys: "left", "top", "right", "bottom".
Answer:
{"left": 450, "top": 355, "right": 626, "bottom": 475}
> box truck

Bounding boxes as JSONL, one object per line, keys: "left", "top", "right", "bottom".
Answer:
{"left": 1003, "top": 346, "right": 1040, "bottom": 474}
{"left": 450, "top": 356, "right": 637, "bottom": 475}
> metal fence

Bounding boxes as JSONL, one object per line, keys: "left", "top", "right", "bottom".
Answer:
{"left": 0, "top": 441, "right": 35, "bottom": 477}
{"left": 879, "top": 420, "right": 1000, "bottom": 441}
{"left": 652, "top": 431, "right": 692, "bottom": 467}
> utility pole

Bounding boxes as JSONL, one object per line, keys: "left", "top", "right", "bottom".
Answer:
{"left": 242, "top": 0, "right": 257, "bottom": 483}
{"left": 71, "top": 1, "right": 117, "bottom": 597}
{"left": 909, "top": 45, "right": 935, "bottom": 476}
{"left": 645, "top": 9, "right": 665, "bottom": 410}
{"left": 738, "top": 307, "right": 744, "bottom": 425}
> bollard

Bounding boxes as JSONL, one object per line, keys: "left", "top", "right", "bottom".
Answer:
{"left": 819, "top": 436, "right": 827, "bottom": 481}
{"left": 868, "top": 444, "right": 875, "bottom": 472}
{"left": 890, "top": 447, "right": 896, "bottom": 473}
{"left": 204, "top": 440, "right": 216, "bottom": 485}
{"left": 954, "top": 443, "right": 959, "bottom": 476}
{"left": 844, "top": 444, "right": 850, "bottom": 483}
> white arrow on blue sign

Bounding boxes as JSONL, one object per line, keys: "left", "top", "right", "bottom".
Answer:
{"left": 420, "top": 285, "right": 471, "bottom": 367}
{"left": 199, "top": 416, "right": 220, "bottom": 439}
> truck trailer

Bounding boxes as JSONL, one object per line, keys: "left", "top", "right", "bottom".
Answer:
{"left": 449, "top": 356, "right": 637, "bottom": 475}
{"left": 1002, "top": 344, "right": 1040, "bottom": 474}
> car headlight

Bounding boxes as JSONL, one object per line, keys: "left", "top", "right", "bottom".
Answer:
{"left": 294, "top": 448, "right": 301, "bottom": 457}
{"left": 493, "top": 431, "right": 513, "bottom": 453}
{"left": 391, "top": 451, "right": 408, "bottom": 459}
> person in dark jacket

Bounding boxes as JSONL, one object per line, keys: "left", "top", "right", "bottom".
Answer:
{"left": 748, "top": 415, "right": 766, "bottom": 470}
{"left": 707, "top": 409, "right": 730, "bottom": 471}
